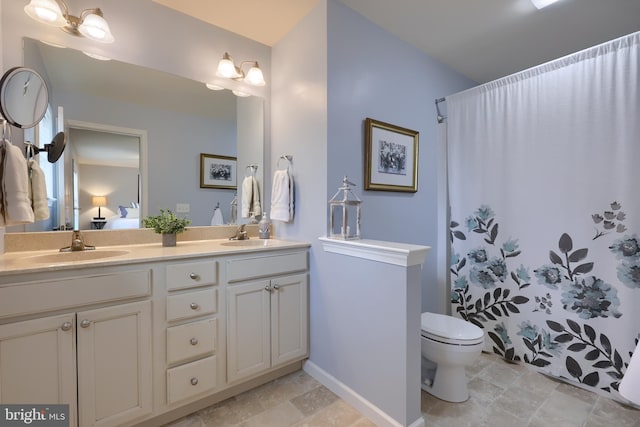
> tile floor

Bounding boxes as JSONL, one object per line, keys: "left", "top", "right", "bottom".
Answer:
{"left": 166, "top": 352, "right": 639, "bottom": 427}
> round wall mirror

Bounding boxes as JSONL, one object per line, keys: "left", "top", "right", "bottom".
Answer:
{"left": 0, "top": 67, "right": 49, "bottom": 129}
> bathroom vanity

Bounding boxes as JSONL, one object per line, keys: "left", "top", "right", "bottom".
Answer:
{"left": 0, "top": 234, "right": 309, "bottom": 427}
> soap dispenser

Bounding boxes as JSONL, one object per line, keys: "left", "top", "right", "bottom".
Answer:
{"left": 258, "top": 212, "right": 271, "bottom": 239}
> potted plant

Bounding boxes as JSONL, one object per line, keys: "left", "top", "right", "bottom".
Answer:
{"left": 142, "top": 209, "right": 191, "bottom": 247}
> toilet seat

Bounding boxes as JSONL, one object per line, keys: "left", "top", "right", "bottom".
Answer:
{"left": 421, "top": 312, "right": 484, "bottom": 346}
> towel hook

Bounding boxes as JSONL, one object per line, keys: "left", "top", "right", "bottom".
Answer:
{"left": 277, "top": 155, "right": 293, "bottom": 170}
{"left": 245, "top": 164, "right": 258, "bottom": 177}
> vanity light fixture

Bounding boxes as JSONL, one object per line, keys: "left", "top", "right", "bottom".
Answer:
{"left": 205, "top": 83, "right": 224, "bottom": 91}
{"left": 215, "top": 52, "right": 266, "bottom": 87}
{"left": 24, "top": 0, "right": 115, "bottom": 43}
{"left": 531, "top": 0, "right": 560, "bottom": 9}
{"left": 82, "top": 51, "right": 111, "bottom": 61}
{"left": 232, "top": 90, "right": 251, "bottom": 98}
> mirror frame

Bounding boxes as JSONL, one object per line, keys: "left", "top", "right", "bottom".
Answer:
{"left": 0, "top": 67, "right": 49, "bottom": 129}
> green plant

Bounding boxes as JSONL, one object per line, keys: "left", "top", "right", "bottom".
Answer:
{"left": 142, "top": 209, "right": 190, "bottom": 234}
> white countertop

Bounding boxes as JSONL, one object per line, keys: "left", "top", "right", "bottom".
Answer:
{"left": 0, "top": 238, "right": 310, "bottom": 276}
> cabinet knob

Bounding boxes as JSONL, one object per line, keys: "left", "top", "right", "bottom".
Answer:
{"left": 190, "top": 338, "right": 199, "bottom": 346}
{"left": 61, "top": 321, "right": 72, "bottom": 331}
{"left": 80, "top": 319, "right": 91, "bottom": 328}
{"left": 190, "top": 377, "right": 198, "bottom": 386}
{"left": 272, "top": 284, "right": 280, "bottom": 290}
{"left": 264, "top": 285, "right": 271, "bottom": 292}
{"left": 189, "top": 273, "right": 200, "bottom": 280}
{"left": 189, "top": 302, "right": 199, "bottom": 310}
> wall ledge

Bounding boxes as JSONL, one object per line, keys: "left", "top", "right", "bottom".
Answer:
{"left": 318, "top": 237, "right": 430, "bottom": 267}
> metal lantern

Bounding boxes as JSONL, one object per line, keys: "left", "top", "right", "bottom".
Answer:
{"left": 328, "top": 176, "right": 361, "bottom": 240}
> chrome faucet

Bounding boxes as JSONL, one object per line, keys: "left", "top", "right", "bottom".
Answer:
{"left": 230, "top": 224, "right": 249, "bottom": 240}
{"left": 60, "top": 230, "right": 96, "bottom": 252}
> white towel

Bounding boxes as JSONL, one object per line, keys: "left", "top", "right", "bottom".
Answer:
{"left": 270, "top": 169, "right": 294, "bottom": 222}
{"left": 29, "top": 158, "right": 50, "bottom": 221}
{"left": 211, "top": 207, "right": 224, "bottom": 225}
{"left": 2, "top": 141, "right": 34, "bottom": 225}
{"left": 241, "top": 176, "right": 262, "bottom": 218}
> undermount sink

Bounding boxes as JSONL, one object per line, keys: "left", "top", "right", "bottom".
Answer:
{"left": 29, "top": 250, "right": 130, "bottom": 264}
{"left": 221, "top": 239, "right": 272, "bottom": 247}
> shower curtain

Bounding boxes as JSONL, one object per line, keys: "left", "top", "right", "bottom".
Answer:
{"left": 446, "top": 32, "right": 640, "bottom": 400}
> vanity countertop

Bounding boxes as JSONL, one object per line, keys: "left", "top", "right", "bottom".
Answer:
{"left": 0, "top": 238, "right": 310, "bottom": 277}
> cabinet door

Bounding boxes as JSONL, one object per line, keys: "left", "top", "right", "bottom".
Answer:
{"left": 226, "top": 280, "right": 271, "bottom": 383}
{"left": 0, "top": 314, "right": 77, "bottom": 426}
{"left": 77, "top": 300, "right": 152, "bottom": 427}
{"left": 271, "top": 273, "right": 309, "bottom": 367}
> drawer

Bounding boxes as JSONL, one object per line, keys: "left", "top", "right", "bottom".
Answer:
{"left": 166, "top": 288, "right": 217, "bottom": 322}
{"left": 0, "top": 269, "right": 151, "bottom": 319}
{"left": 166, "top": 355, "right": 217, "bottom": 404}
{"left": 226, "top": 251, "right": 308, "bottom": 283}
{"left": 167, "top": 260, "right": 217, "bottom": 291}
{"left": 167, "top": 318, "right": 217, "bottom": 365}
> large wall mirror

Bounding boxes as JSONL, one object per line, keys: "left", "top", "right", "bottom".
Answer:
{"left": 8, "top": 38, "right": 264, "bottom": 233}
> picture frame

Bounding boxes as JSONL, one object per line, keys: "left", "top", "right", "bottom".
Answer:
{"left": 364, "top": 118, "right": 419, "bottom": 192}
{"left": 199, "top": 153, "right": 237, "bottom": 189}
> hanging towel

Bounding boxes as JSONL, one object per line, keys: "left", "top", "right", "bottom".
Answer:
{"left": 29, "top": 158, "right": 50, "bottom": 221}
{"left": 241, "top": 176, "right": 262, "bottom": 218}
{"left": 2, "top": 141, "right": 34, "bottom": 225}
{"left": 211, "top": 207, "right": 224, "bottom": 225}
{"left": 270, "top": 169, "right": 294, "bottom": 222}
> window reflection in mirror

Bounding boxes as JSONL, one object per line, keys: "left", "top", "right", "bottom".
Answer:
{"left": 9, "top": 38, "right": 264, "bottom": 232}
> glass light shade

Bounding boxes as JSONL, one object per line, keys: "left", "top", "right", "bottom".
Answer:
{"left": 92, "top": 196, "right": 107, "bottom": 206}
{"left": 82, "top": 51, "right": 111, "bottom": 61}
{"left": 205, "top": 83, "right": 224, "bottom": 91}
{"left": 232, "top": 89, "right": 251, "bottom": 97}
{"left": 24, "top": 0, "right": 66, "bottom": 26}
{"left": 216, "top": 54, "right": 241, "bottom": 79}
{"left": 244, "top": 63, "right": 266, "bottom": 86}
{"left": 531, "top": 0, "right": 560, "bottom": 9}
{"left": 78, "top": 12, "right": 114, "bottom": 43}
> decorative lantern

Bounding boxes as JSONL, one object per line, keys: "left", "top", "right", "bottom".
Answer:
{"left": 328, "top": 176, "right": 361, "bottom": 240}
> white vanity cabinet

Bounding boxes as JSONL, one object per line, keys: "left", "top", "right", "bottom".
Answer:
{"left": 0, "top": 268, "right": 153, "bottom": 427}
{"left": 225, "top": 251, "right": 309, "bottom": 383}
{"left": 164, "top": 259, "right": 221, "bottom": 405}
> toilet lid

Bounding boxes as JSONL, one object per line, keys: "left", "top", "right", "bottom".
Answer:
{"left": 421, "top": 312, "right": 484, "bottom": 344}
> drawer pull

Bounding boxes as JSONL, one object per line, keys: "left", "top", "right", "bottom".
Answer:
{"left": 61, "top": 321, "right": 72, "bottom": 331}
{"left": 189, "top": 302, "right": 199, "bottom": 310}
{"left": 190, "top": 377, "right": 198, "bottom": 386}
{"left": 189, "top": 273, "right": 200, "bottom": 280}
{"left": 272, "top": 284, "right": 280, "bottom": 290}
{"left": 190, "top": 338, "right": 199, "bottom": 346}
{"left": 80, "top": 319, "right": 91, "bottom": 328}
{"left": 264, "top": 285, "right": 271, "bottom": 292}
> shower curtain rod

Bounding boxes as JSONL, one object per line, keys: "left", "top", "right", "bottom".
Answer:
{"left": 435, "top": 97, "right": 447, "bottom": 123}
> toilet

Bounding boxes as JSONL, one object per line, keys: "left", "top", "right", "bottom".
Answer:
{"left": 420, "top": 312, "right": 484, "bottom": 403}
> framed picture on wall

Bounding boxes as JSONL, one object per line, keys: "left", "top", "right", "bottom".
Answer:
{"left": 199, "top": 153, "right": 237, "bottom": 189}
{"left": 364, "top": 118, "right": 419, "bottom": 192}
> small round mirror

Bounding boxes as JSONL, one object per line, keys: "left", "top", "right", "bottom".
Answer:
{"left": 0, "top": 67, "right": 49, "bottom": 129}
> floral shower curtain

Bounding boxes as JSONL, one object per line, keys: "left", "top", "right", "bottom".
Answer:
{"left": 446, "top": 32, "right": 640, "bottom": 400}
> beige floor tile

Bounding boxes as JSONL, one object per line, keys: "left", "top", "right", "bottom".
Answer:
{"left": 469, "top": 405, "right": 525, "bottom": 427}
{"left": 490, "top": 384, "right": 547, "bottom": 421}
{"left": 528, "top": 415, "right": 584, "bottom": 427}
{"left": 199, "top": 395, "right": 265, "bottom": 426}
{"left": 423, "top": 396, "right": 489, "bottom": 427}
{"left": 535, "top": 389, "right": 593, "bottom": 425}
{"left": 467, "top": 376, "right": 505, "bottom": 404}
{"left": 350, "top": 416, "right": 379, "bottom": 427}
{"left": 290, "top": 385, "right": 339, "bottom": 417}
{"left": 555, "top": 382, "right": 598, "bottom": 405}
{"left": 164, "top": 413, "right": 204, "bottom": 427}
{"left": 466, "top": 352, "right": 497, "bottom": 377}
{"left": 292, "top": 400, "right": 362, "bottom": 427}
{"left": 477, "top": 361, "right": 523, "bottom": 389}
{"left": 588, "top": 396, "right": 640, "bottom": 427}
{"left": 237, "top": 401, "right": 304, "bottom": 427}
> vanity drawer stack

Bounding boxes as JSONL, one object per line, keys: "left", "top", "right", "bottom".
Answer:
{"left": 165, "top": 259, "right": 219, "bottom": 405}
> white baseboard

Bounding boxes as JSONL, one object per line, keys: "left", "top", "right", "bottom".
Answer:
{"left": 302, "top": 360, "right": 425, "bottom": 427}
